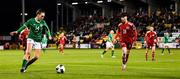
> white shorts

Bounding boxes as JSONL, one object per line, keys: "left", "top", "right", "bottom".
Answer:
{"left": 106, "top": 41, "right": 114, "bottom": 48}
{"left": 163, "top": 43, "right": 170, "bottom": 48}
{"left": 27, "top": 38, "right": 41, "bottom": 49}
{"left": 42, "top": 44, "right": 47, "bottom": 48}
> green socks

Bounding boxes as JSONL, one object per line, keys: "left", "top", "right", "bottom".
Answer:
{"left": 22, "top": 59, "right": 27, "bottom": 68}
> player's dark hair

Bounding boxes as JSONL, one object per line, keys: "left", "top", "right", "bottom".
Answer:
{"left": 121, "top": 12, "right": 128, "bottom": 17}
{"left": 36, "top": 9, "right": 45, "bottom": 15}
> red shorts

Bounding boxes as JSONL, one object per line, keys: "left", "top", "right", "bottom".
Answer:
{"left": 120, "top": 42, "right": 133, "bottom": 50}
{"left": 59, "top": 42, "right": 65, "bottom": 46}
{"left": 147, "top": 42, "right": 155, "bottom": 48}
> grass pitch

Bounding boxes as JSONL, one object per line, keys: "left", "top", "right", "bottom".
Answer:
{"left": 0, "top": 49, "right": 180, "bottom": 79}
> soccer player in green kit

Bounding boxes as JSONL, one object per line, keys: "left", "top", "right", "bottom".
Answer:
{"left": 161, "top": 32, "right": 171, "bottom": 55}
{"left": 10, "top": 9, "right": 52, "bottom": 72}
{"left": 101, "top": 30, "right": 116, "bottom": 58}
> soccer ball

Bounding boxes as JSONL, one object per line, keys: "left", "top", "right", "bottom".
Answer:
{"left": 56, "top": 64, "right": 65, "bottom": 74}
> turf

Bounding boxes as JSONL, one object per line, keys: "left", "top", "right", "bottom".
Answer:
{"left": 0, "top": 49, "right": 180, "bottom": 79}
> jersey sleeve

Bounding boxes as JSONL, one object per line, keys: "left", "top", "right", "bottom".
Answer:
{"left": 17, "top": 19, "right": 31, "bottom": 33}
{"left": 43, "top": 20, "right": 52, "bottom": 38}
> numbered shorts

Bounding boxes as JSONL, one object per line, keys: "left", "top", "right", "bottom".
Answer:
{"left": 106, "top": 41, "right": 114, "bottom": 48}
{"left": 27, "top": 38, "right": 41, "bottom": 49}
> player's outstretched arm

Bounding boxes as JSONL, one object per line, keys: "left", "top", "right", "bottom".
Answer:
{"left": 10, "top": 31, "right": 18, "bottom": 36}
{"left": 10, "top": 25, "right": 27, "bottom": 36}
{"left": 10, "top": 19, "right": 30, "bottom": 36}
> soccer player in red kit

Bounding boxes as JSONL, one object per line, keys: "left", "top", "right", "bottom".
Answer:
{"left": 19, "top": 28, "right": 29, "bottom": 51}
{"left": 59, "top": 32, "right": 67, "bottom": 54}
{"left": 19, "top": 28, "right": 29, "bottom": 58}
{"left": 144, "top": 26, "right": 158, "bottom": 61}
{"left": 115, "top": 14, "right": 137, "bottom": 70}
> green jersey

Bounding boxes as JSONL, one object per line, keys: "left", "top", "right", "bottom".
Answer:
{"left": 42, "top": 36, "right": 48, "bottom": 44}
{"left": 107, "top": 34, "right": 113, "bottom": 42}
{"left": 17, "top": 18, "right": 51, "bottom": 42}
{"left": 163, "top": 35, "right": 170, "bottom": 43}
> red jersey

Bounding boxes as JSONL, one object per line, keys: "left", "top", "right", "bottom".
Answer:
{"left": 19, "top": 28, "right": 29, "bottom": 45}
{"left": 144, "top": 31, "right": 158, "bottom": 44}
{"left": 59, "top": 36, "right": 67, "bottom": 45}
{"left": 115, "top": 22, "right": 137, "bottom": 43}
